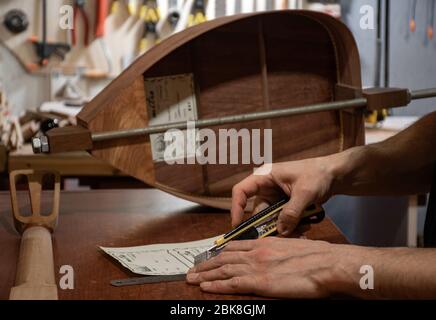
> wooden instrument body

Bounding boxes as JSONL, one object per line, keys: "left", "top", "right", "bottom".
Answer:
{"left": 77, "top": 11, "right": 364, "bottom": 208}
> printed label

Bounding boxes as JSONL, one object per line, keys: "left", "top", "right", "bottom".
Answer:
{"left": 144, "top": 73, "right": 198, "bottom": 162}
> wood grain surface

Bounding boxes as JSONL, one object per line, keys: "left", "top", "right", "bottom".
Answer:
{"left": 0, "top": 189, "right": 348, "bottom": 300}
{"left": 72, "top": 10, "right": 364, "bottom": 208}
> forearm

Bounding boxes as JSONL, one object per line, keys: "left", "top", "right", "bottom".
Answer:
{"left": 329, "top": 145, "right": 433, "bottom": 195}
{"left": 328, "top": 112, "right": 436, "bottom": 196}
{"left": 334, "top": 245, "right": 436, "bottom": 299}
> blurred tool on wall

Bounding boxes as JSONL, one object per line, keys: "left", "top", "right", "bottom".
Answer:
{"left": 427, "top": 0, "right": 434, "bottom": 40}
{"left": 71, "top": 0, "right": 90, "bottom": 46}
{"left": 138, "top": 0, "right": 160, "bottom": 55}
{"left": 0, "top": 0, "right": 347, "bottom": 150}
{"left": 366, "top": 0, "right": 387, "bottom": 127}
{"left": 1, "top": 0, "right": 346, "bottom": 78}
{"left": 188, "top": 0, "right": 207, "bottom": 27}
{"left": 0, "top": 84, "right": 23, "bottom": 151}
{"left": 4, "top": 9, "right": 29, "bottom": 34}
{"left": 0, "top": 80, "right": 74, "bottom": 153}
{"left": 157, "top": 0, "right": 182, "bottom": 39}
{"left": 94, "top": 0, "right": 112, "bottom": 74}
{"left": 29, "top": 0, "right": 71, "bottom": 71}
{"left": 409, "top": 0, "right": 435, "bottom": 40}
{"left": 410, "top": 0, "right": 417, "bottom": 32}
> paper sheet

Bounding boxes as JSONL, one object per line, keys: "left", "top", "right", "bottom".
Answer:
{"left": 100, "top": 235, "right": 220, "bottom": 275}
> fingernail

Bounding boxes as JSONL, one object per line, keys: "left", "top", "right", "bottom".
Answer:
{"left": 200, "top": 281, "right": 211, "bottom": 289}
{"left": 188, "top": 267, "right": 196, "bottom": 273}
{"left": 186, "top": 273, "right": 198, "bottom": 282}
{"left": 281, "top": 230, "right": 290, "bottom": 237}
{"left": 278, "top": 222, "right": 291, "bottom": 236}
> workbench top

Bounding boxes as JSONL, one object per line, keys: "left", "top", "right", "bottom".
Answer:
{"left": 0, "top": 189, "right": 348, "bottom": 300}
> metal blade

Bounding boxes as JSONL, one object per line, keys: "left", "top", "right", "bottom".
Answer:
{"left": 110, "top": 274, "right": 186, "bottom": 286}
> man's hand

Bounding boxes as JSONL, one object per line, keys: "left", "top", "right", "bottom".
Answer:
{"left": 232, "top": 158, "right": 336, "bottom": 236}
{"left": 187, "top": 237, "right": 363, "bottom": 298}
{"left": 232, "top": 112, "right": 436, "bottom": 236}
{"left": 187, "top": 237, "right": 436, "bottom": 299}
{"left": 196, "top": 112, "right": 436, "bottom": 299}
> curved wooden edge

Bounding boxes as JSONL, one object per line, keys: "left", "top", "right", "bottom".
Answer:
{"left": 77, "top": 10, "right": 362, "bottom": 126}
{"left": 155, "top": 181, "right": 254, "bottom": 212}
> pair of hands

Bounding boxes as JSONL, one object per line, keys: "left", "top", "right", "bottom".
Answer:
{"left": 187, "top": 157, "right": 356, "bottom": 298}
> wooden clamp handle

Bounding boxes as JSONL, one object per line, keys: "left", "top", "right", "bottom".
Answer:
{"left": 46, "top": 126, "right": 93, "bottom": 153}
{"left": 9, "top": 169, "right": 60, "bottom": 300}
{"left": 362, "top": 87, "right": 411, "bottom": 111}
{"left": 336, "top": 84, "right": 411, "bottom": 111}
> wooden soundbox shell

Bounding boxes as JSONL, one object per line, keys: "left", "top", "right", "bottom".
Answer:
{"left": 77, "top": 10, "right": 364, "bottom": 209}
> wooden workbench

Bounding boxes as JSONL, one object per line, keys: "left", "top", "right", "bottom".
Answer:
{"left": 0, "top": 189, "right": 348, "bottom": 300}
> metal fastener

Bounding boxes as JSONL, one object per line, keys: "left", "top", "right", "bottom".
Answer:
{"left": 32, "top": 136, "right": 49, "bottom": 154}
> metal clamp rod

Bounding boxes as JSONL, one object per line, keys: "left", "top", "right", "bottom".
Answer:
{"left": 410, "top": 88, "right": 436, "bottom": 100}
{"left": 91, "top": 87, "right": 436, "bottom": 143}
{"left": 92, "top": 97, "right": 368, "bottom": 142}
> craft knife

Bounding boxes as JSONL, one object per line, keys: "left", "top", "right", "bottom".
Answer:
{"left": 193, "top": 198, "right": 325, "bottom": 265}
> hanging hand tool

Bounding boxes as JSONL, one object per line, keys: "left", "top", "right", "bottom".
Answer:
{"left": 168, "top": 10, "right": 180, "bottom": 28}
{"left": 225, "top": 0, "right": 236, "bottom": 15}
{"left": 410, "top": 0, "right": 417, "bottom": 32}
{"left": 188, "top": 0, "right": 207, "bottom": 27}
{"left": 94, "top": 0, "right": 113, "bottom": 74}
{"left": 241, "top": 0, "right": 254, "bottom": 13}
{"left": 128, "top": 0, "right": 141, "bottom": 16}
{"left": 29, "top": 37, "right": 70, "bottom": 68}
{"left": 366, "top": 0, "right": 385, "bottom": 126}
{"left": 95, "top": 0, "right": 109, "bottom": 38}
{"left": 29, "top": 0, "right": 70, "bottom": 69}
{"left": 427, "top": 0, "right": 435, "bottom": 40}
{"left": 138, "top": 0, "right": 160, "bottom": 55}
{"left": 255, "top": 0, "right": 267, "bottom": 12}
{"left": 205, "top": 0, "right": 216, "bottom": 20}
{"left": 71, "top": 0, "right": 90, "bottom": 46}
{"left": 156, "top": 0, "right": 180, "bottom": 39}
{"left": 111, "top": 0, "right": 121, "bottom": 15}
{"left": 4, "top": 9, "right": 29, "bottom": 34}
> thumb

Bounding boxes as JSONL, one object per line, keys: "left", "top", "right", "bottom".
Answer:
{"left": 277, "top": 188, "right": 314, "bottom": 236}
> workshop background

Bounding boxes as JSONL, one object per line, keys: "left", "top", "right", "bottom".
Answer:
{"left": 1, "top": 0, "right": 436, "bottom": 247}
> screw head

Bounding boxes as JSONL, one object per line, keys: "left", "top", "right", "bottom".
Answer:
{"left": 32, "top": 135, "right": 49, "bottom": 154}
{"left": 32, "top": 137, "right": 42, "bottom": 153}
